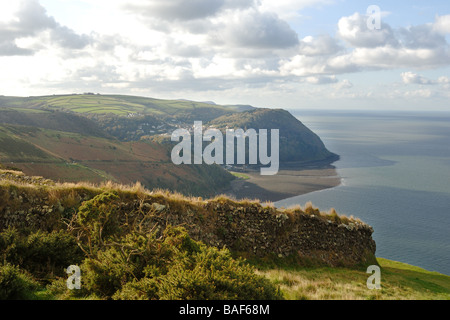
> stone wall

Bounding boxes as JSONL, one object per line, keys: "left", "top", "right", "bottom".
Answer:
{"left": 208, "top": 201, "right": 376, "bottom": 267}
{"left": 0, "top": 178, "right": 376, "bottom": 268}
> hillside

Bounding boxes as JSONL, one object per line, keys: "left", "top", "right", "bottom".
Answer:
{"left": 0, "top": 170, "right": 448, "bottom": 300}
{"left": 0, "top": 124, "right": 233, "bottom": 198}
{"left": 0, "top": 94, "right": 252, "bottom": 119}
{"left": 0, "top": 108, "right": 110, "bottom": 138}
{"left": 0, "top": 94, "right": 339, "bottom": 201}
{"left": 0, "top": 94, "right": 336, "bottom": 163}
{"left": 209, "top": 108, "right": 338, "bottom": 164}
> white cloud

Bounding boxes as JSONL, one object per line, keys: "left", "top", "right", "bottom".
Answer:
{"left": 305, "top": 75, "right": 338, "bottom": 84}
{"left": 122, "top": 0, "right": 225, "bottom": 21}
{"left": 334, "top": 14, "right": 450, "bottom": 70}
{"left": 438, "top": 76, "right": 450, "bottom": 84}
{"left": 401, "top": 72, "right": 433, "bottom": 85}
{"left": 1, "top": 1, "right": 450, "bottom": 110}
{"left": 337, "top": 12, "right": 398, "bottom": 48}
{"left": 400, "top": 73, "right": 450, "bottom": 89}
{"left": 259, "top": 0, "right": 334, "bottom": 20}
{"left": 122, "top": 0, "right": 256, "bottom": 22}
{"left": 210, "top": 9, "right": 299, "bottom": 50}
{"left": 433, "top": 15, "right": 450, "bottom": 34}
{"left": 398, "top": 24, "right": 447, "bottom": 49}
{"left": 0, "top": 0, "right": 91, "bottom": 56}
{"left": 299, "top": 35, "right": 343, "bottom": 56}
{"left": 278, "top": 12, "right": 450, "bottom": 80}
{"left": 0, "top": 1, "right": 20, "bottom": 23}
{"left": 350, "top": 46, "right": 450, "bottom": 69}
{"left": 280, "top": 55, "right": 328, "bottom": 76}
{"left": 403, "top": 89, "right": 434, "bottom": 98}
{"left": 334, "top": 79, "right": 353, "bottom": 90}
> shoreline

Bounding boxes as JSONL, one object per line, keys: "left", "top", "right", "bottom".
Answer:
{"left": 224, "top": 167, "right": 341, "bottom": 203}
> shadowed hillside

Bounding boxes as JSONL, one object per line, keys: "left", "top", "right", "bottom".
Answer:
{"left": 0, "top": 125, "right": 233, "bottom": 198}
{"left": 209, "top": 108, "right": 339, "bottom": 164}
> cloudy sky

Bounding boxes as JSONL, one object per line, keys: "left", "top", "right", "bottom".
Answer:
{"left": 1, "top": 0, "right": 449, "bottom": 110}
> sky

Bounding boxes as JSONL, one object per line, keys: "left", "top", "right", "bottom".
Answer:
{"left": 0, "top": 0, "right": 450, "bottom": 110}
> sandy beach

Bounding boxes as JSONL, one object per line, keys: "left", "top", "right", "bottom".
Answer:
{"left": 225, "top": 167, "right": 341, "bottom": 203}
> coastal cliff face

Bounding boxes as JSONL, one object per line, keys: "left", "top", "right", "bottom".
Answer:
{"left": 0, "top": 171, "right": 376, "bottom": 268}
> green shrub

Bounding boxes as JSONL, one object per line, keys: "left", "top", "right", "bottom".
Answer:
{"left": 45, "top": 278, "right": 70, "bottom": 298}
{"left": 80, "top": 225, "right": 281, "bottom": 300}
{"left": 81, "top": 247, "right": 133, "bottom": 297}
{"left": 159, "top": 245, "right": 281, "bottom": 300}
{"left": 77, "top": 191, "right": 122, "bottom": 252}
{"left": 0, "top": 264, "right": 39, "bottom": 300}
{"left": 45, "top": 277, "right": 95, "bottom": 300}
{"left": 0, "top": 227, "right": 83, "bottom": 279}
{"left": 22, "top": 190, "right": 282, "bottom": 300}
{"left": 112, "top": 278, "right": 159, "bottom": 300}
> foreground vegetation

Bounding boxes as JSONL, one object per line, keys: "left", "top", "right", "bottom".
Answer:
{"left": 0, "top": 193, "right": 281, "bottom": 300}
{"left": 3, "top": 240, "right": 449, "bottom": 301}
{"left": 257, "top": 258, "right": 450, "bottom": 300}
{"left": 0, "top": 170, "right": 448, "bottom": 300}
{"left": 1, "top": 217, "right": 448, "bottom": 300}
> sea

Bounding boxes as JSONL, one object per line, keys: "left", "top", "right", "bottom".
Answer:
{"left": 275, "top": 110, "right": 450, "bottom": 276}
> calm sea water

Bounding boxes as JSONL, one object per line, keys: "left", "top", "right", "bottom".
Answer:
{"left": 275, "top": 110, "right": 450, "bottom": 276}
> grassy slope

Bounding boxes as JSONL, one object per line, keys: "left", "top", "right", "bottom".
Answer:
{"left": 0, "top": 108, "right": 110, "bottom": 138}
{"left": 0, "top": 94, "right": 248, "bottom": 117}
{"left": 0, "top": 94, "right": 249, "bottom": 197}
{"left": 258, "top": 258, "right": 450, "bottom": 300}
{"left": 0, "top": 125, "right": 233, "bottom": 197}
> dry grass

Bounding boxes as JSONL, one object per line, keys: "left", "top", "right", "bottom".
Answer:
{"left": 282, "top": 201, "right": 368, "bottom": 227}
{"left": 257, "top": 258, "right": 450, "bottom": 300}
{"left": 0, "top": 169, "right": 25, "bottom": 176}
{"left": 1, "top": 170, "right": 364, "bottom": 229}
{"left": 258, "top": 268, "right": 374, "bottom": 300}
{"left": 261, "top": 201, "right": 275, "bottom": 209}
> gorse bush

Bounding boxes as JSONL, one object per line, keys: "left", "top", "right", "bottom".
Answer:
{"left": 77, "top": 191, "right": 122, "bottom": 250}
{"left": 73, "top": 192, "right": 281, "bottom": 300}
{"left": 0, "top": 264, "right": 38, "bottom": 300}
{"left": 0, "top": 190, "right": 282, "bottom": 300}
{"left": 0, "top": 227, "right": 83, "bottom": 280}
{"left": 156, "top": 243, "right": 281, "bottom": 300}
{"left": 82, "top": 226, "right": 281, "bottom": 300}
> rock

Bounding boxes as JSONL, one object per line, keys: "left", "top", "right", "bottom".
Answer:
{"left": 152, "top": 203, "right": 166, "bottom": 213}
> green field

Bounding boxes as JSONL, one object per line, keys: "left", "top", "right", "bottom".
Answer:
{"left": 0, "top": 94, "right": 248, "bottom": 116}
